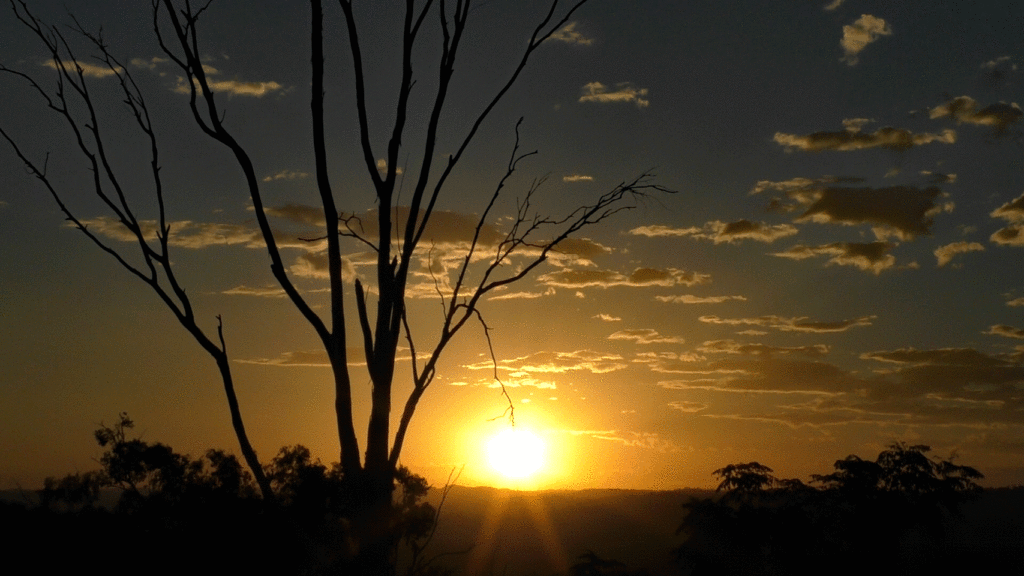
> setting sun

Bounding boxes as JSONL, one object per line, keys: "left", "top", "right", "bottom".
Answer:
{"left": 487, "top": 428, "right": 546, "bottom": 479}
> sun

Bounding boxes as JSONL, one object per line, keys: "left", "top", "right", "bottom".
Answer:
{"left": 487, "top": 428, "right": 546, "bottom": 479}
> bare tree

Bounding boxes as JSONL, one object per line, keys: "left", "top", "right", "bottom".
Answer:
{"left": 2, "top": 0, "right": 667, "bottom": 572}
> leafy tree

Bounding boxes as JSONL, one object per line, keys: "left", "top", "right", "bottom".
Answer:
{"left": 2, "top": 2, "right": 667, "bottom": 572}
{"left": 676, "top": 443, "right": 985, "bottom": 576}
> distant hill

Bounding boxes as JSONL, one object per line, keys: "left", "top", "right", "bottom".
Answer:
{"left": 411, "top": 485, "right": 1024, "bottom": 576}
{"left": 408, "top": 486, "right": 710, "bottom": 576}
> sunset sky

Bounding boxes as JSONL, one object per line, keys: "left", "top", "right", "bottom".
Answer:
{"left": 3, "top": 0, "right": 1024, "bottom": 491}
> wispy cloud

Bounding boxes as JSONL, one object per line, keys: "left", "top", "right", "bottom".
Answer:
{"left": 987, "top": 325, "right": 1024, "bottom": 340}
{"left": 772, "top": 242, "right": 897, "bottom": 274}
{"left": 638, "top": 220, "right": 798, "bottom": 244}
{"left": 594, "top": 313, "right": 622, "bottom": 322}
{"left": 608, "top": 329, "right": 685, "bottom": 345}
{"left": 221, "top": 285, "right": 287, "bottom": 298}
{"left": 538, "top": 267, "right": 710, "bottom": 288}
{"left": 990, "top": 193, "right": 1024, "bottom": 246}
{"left": 262, "top": 169, "right": 310, "bottom": 182}
{"left": 579, "top": 82, "right": 649, "bottom": 108}
{"left": 840, "top": 14, "right": 892, "bottom": 66}
{"left": 930, "top": 96, "right": 1023, "bottom": 134}
{"left": 549, "top": 22, "right": 594, "bottom": 45}
{"left": 699, "top": 314, "right": 875, "bottom": 333}
{"left": 44, "top": 59, "right": 121, "bottom": 78}
{"left": 656, "top": 294, "right": 747, "bottom": 304}
{"left": 774, "top": 126, "right": 955, "bottom": 152}
{"left": 563, "top": 174, "right": 594, "bottom": 182}
{"left": 935, "top": 241, "right": 984, "bottom": 267}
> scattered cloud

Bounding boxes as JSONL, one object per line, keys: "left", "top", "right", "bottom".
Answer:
{"left": 608, "top": 329, "right": 685, "bottom": 345}
{"left": 376, "top": 158, "right": 403, "bottom": 175}
{"left": 637, "top": 220, "right": 798, "bottom": 244}
{"left": 263, "top": 170, "right": 310, "bottom": 182}
{"left": 129, "top": 57, "right": 168, "bottom": 71}
{"left": 594, "top": 313, "right": 622, "bottom": 322}
{"left": 669, "top": 401, "right": 707, "bottom": 413}
{"left": 567, "top": 430, "right": 680, "bottom": 452}
{"left": 697, "top": 340, "right": 830, "bottom": 357}
{"left": 549, "top": 22, "right": 594, "bottom": 45}
{"left": 823, "top": 0, "right": 845, "bottom": 11}
{"left": 774, "top": 126, "right": 956, "bottom": 152}
{"left": 563, "top": 174, "right": 594, "bottom": 182}
{"left": 656, "top": 294, "right": 747, "bottom": 304}
{"left": 929, "top": 96, "right": 1023, "bottom": 134}
{"left": 987, "top": 325, "right": 1024, "bottom": 340}
{"left": 699, "top": 314, "right": 875, "bottom": 333}
{"left": 790, "top": 185, "right": 946, "bottom": 240}
{"left": 221, "top": 285, "right": 286, "bottom": 298}
{"left": 1007, "top": 297, "right": 1024, "bottom": 307}
{"left": 236, "top": 350, "right": 331, "bottom": 366}
{"left": 990, "top": 193, "right": 1024, "bottom": 246}
{"left": 840, "top": 14, "right": 892, "bottom": 66}
{"left": 772, "top": 242, "right": 897, "bottom": 274}
{"left": 579, "top": 82, "right": 650, "bottom": 108}
{"left": 538, "top": 267, "right": 710, "bottom": 288}
{"left": 935, "top": 241, "right": 984, "bottom": 267}
{"left": 44, "top": 59, "right": 121, "bottom": 78}
{"left": 629, "top": 224, "right": 702, "bottom": 237}
{"left": 465, "top": 350, "right": 628, "bottom": 375}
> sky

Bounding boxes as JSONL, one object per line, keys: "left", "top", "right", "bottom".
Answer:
{"left": 3, "top": 0, "right": 1024, "bottom": 491}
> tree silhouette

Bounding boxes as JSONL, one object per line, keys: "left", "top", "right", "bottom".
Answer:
{"left": 676, "top": 443, "right": 985, "bottom": 576}
{"left": 1, "top": 2, "right": 668, "bottom": 573}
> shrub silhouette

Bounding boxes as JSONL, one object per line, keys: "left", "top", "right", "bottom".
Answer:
{"left": 676, "top": 443, "right": 984, "bottom": 576}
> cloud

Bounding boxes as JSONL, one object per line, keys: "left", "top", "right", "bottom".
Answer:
{"left": 656, "top": 294, "right": 747, "bottom": 304}
{"left": 823, "top": 0, "right": 845, "bottom": 11}
{"left": 77, "top": 216, "right": 264, "bottom": 249}
{"left": 1007, "top": 297, "right": 1024, "bottom": 307}
{"left": 129, "top": 57, "right": 168, "bottom": 71}
{"left": 173, "top": 65, "right": 283, "bottom": 97}
{"left": 221, "top": 285, "right": 286, "bottom": 298}
{"left": 990, "top": 193, "right": 1024, "bottom": 246}
{"left": 840, "top": 14, "right": 892, "bottom": 66}
{"left": 772, "top": 242, "right": 897, "bottom": 274}
{"left": 991, "top": 225, "right": 1024, "bottom": 246}
{"left": 929, "top": 96, "right": 1023, "bottom": 134}
{"left": 538, "top": 267, "right": 710, "bottom": 288}
{"left": 629, "top": 225, "right": 703, "bottom": 237}
{"left": 861, "top": 347, "right": 1013, "bottom": 367}
{"left": 669, "top": 401, "right": 707, "bottom": 413}
{"left": 579, "top": 82, "right": 650, "bottom": 108}
{"left": 263, "top": 170, "right": 310, "bottom": 182}
{"left": 563, "top": 174, "right": 594, "bottom": 182}
{"left": 607, "top": 329, "right": 685, "bottom": 345}
{"left": 236, "top": 350, "right": 331, "bottom": 366}
{"left": 549, "top": 22, "right": 594, "bottom": 45}
{"left": 567, "top": 430, "right": 680, "bottom": 452}
{"left": 697, "top": 339, "right": 830, "bottom": 357}
{"left": 774, "top": 126, "right": 956, "bottom": 152}
{"left": 699, "top": 314, "right": 875, "bottom": 333}
{"left": 638, "top": 220, "right": 798, "bottom": 244}
{"left": 935, "top": 241, "right": 984, "bottom": 267}
{"left": 44, "top": 59, "right": 121, "bottom": 78}
{"left": 465, "top": 350, "right": 628, "bottom": 375}
{"left": 987, "top": 325, "right": 1024, "bottom": 340}
{"left": 787, "top": 185, "right": 945, "bottom": 240}
{"left": 991, "top": 192, "right": 1024, "bottom": 222}
{"left": 594, "top": 314, "right": 622, "bottom": 322}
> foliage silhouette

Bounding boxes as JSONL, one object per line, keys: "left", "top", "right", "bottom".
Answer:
{"left": 30, "top": 414, "right": 446, "bottom": 576}
{"left": 676, "top": 443, "right": 984, "bottom": 576}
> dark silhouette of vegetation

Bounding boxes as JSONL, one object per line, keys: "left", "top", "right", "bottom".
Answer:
{"left": 17, "top": 414, "right": 449, "bottom": 576}
{"left": 675, "top": 443, "right": 984, "bottom": 576}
